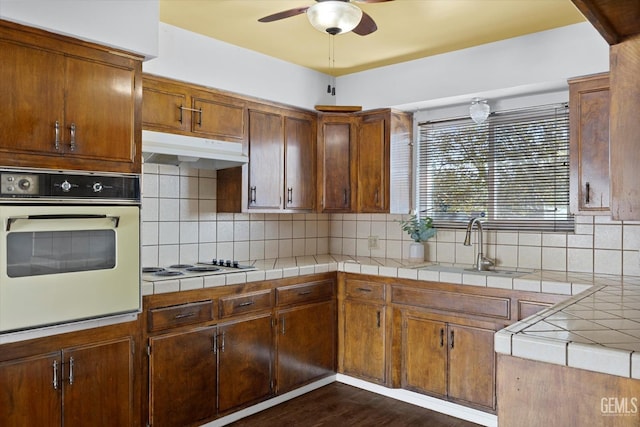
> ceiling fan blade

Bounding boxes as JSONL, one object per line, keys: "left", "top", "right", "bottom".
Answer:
{"left": 258, "top": 7, "right": 309, "bottom": 23}
{"left": 352, "top": 11, "right": 377, "bottom": 36}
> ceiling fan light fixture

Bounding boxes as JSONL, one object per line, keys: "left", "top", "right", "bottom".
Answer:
{"left": 469, "top": 98, "right": 490, "bottom": 124}
{"left": 307, "top": 1, "right": 363, "bottom": 35}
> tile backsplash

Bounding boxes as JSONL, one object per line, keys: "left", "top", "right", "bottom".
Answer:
{"left": 141, "top": 164, "right": 640, "bottom": 277}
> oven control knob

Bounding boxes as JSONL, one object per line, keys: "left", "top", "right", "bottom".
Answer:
{"left": 60, "top": 180, "right": 72, "bottom": 192}
{"left": 92, "top": 182, "right": 103, "bottom": 193}
{"left": 18, "top": 179, "right": 31, "bottom": 191}
{"left": 225, "top": 260, "right": 232, "bottom": 267}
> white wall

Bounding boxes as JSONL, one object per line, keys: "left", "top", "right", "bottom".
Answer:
{"left": 143, "top": 23, "right": 334, "bottom": 111}
{"left": 0, "top": 0, "right": 159, "bottom": 58}
{"left": 337, "top": 22, "right": 609, "bottom": 112}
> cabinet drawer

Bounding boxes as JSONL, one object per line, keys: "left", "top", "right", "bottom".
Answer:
{"left": 392, "top": 286, "right": 510, "bottom": 320}
{"left": 148, "top": 300, "right": 213, "bottom": 332}
{"left": 345, "top": 280, "right": 385, "bottom": 302}
{"left": 219, "top": 290, "right": 272, "bottom": 318}
{"left": 276, "top": 280, "right": 334, "bottom": 306}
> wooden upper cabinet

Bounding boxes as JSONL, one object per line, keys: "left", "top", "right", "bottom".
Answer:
{"left": 610, "top": 36, "right": 640, "bottom": 220}
{"left": 569, "top": 73, "right": 610, "bottom": 214}
{"left": 142, "top": 74, "right": 247, "bottom": 143}
{"left": 357, "top": 111, "right": 390, "bottom": 213}
{"left": 191, "top": 92, "right": 246, "bottom": 142}
{"left": 142, "top": 77, "right": 189, "bottom": 133}
{"left": 0, "top": 20, "right": 142, "bottom": 174}
{"left": 284, "top": 114, "right": 316, "bottom": 210}
{"left": 317, "top": 114, "right": 357, "bottom": 213}
{"left": 317, "top": 109, "right": 412, "bottom": 214}
{"left": 248, "top": 109, "right": 284, "bottom": 210}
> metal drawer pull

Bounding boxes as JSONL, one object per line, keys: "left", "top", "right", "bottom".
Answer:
{"left": 52, "top": 360, "right": 58, "bottom": 390}
{"left": 238, "top": 301, "right": 254, "bottom": 307}
{"left": 298, "top": 290, "right": 312, "bottom": 296}
{"left": 68, "top": 357, "right": 74, "bottom": 385}
{"left": 356, "top": 287, "right": 372, "bottom": 293}
{"left": 69, "top": 123, "right": 76, "bottom": 152}
{"left": 54, "top": 121, "right": 60, "bottom": 151}
{"left": 440, "top": 328, "right": 444, "bottom": 347}
{"left": 174, "top": 312, "right": 196, "bottom": 319}
{"left": 585, "top": 182, "right": 590, "bottom": 204}
{"left": 178, "top": 105, "right": 203, "bottom": 125}
{"left": 343, "top": 189, "right": 348, "bottom": 205}
{"left": 450, "top": 330, "right": 455, "bottom": 349}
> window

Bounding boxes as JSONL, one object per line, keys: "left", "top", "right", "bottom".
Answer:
{"left": 417, "top": 104, "right": 573, "bottom": 232}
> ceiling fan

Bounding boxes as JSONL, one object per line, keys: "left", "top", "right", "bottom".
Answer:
{"left": 258, "top": 0, "right": 393, "bottom": 36}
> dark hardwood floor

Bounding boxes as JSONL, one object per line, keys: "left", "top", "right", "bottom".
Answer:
{"left": 228, "top": 383, "right": 483, "bottom": 427}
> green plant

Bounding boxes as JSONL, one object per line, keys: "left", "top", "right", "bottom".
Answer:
{"left": 399, "top": 215, "right": 436, "bottom": 242}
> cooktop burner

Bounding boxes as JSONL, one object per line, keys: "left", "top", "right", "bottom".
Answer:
{"left": 154, "top": 270, "right": 184, "bottom": 277}
{"left": 142, "top": 260, "right": 256, "bottom": 282}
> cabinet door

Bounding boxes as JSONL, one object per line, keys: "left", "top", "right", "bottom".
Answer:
{"left": 248, "top": 110, "right": 283, "bottom": 210}
{"left": 142, "top": 76, "right": 189, "bottom": 133}
{"left": 569, "top": 74, "right": 610, "bottom": 214}
{"left": 342, "top": 300, "right": 386, "bottom": 384}
{"left": 319, "top": 120, "right": 354, "bottom": 212}
{"left": 149, "top": 327, "right": 217, "bottom": 427}
{"left": 64, "top": 56, "right": 137, "bottom": 165}
{"left": 218, "top": 314, "right": 273, "bottom": 414}
{"left": 448, "top": 324, "right": 496, "bottom": 409}
{"left": 284, "top": 115, "right": 315, "bottom": 210}
{"left": 0, "top": 351, "right": 61, "bottom": 426}
{"left": 0, "top": 40, "right": 65, "bottom": 157}
{"left": 358, "top": 113, "right": 389, "bottom": 212}
{"left": 63, "top": 337, "right": 134, "bottom": 427}
{"left": 277, "top": 300, "right": 335, "bottom": 393}
{"left": 192, "top": 93, "right": 246, "bottom": 142}
{"left": 402, "top": 314, "right": 447, "bottom": 397}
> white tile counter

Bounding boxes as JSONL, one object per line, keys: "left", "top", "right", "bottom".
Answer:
{"left": 141, "top": 255, "right": 640, "bottom": 381}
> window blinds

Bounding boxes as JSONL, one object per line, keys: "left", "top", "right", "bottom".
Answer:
{"left": 417, "top": 104, "right": 573, "bottom": 232}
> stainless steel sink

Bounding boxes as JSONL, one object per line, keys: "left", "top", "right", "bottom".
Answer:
{"left": 417, "top": 264, "right": 532, "bottom": 278}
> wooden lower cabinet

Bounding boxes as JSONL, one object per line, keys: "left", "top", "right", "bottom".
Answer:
{"left": 400, "top": 310, "right": 496, "bottom": 410}
{"left": 276, "top": 300, "right": 336, "bottom": 393}
{"left": 342, "top": 299, "right": 387, "bottom": 384}
{"left": 148, "top": 314, "right": 274, "bottom": 426}
{"left": 0, "top": 336, "right": 135, "bottom": 427}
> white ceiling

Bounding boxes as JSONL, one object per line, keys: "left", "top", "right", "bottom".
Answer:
{"left": 159, "top": 0, "right": 586, "bottom": 77}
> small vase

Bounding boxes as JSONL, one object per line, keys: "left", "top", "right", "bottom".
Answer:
{"left": 409, "top": 242, "right": 425, "bottom": 262}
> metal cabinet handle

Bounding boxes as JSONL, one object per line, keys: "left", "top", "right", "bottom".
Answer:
{"left": 375, "top": 189, "right": 379, "bottom": 205}
{"left": 356, "top": 287, "right": 372, "bottom": 293}
{"left": 450, "top": 330, "right": 455, "bottom": 349}
{"left": 68, "top": 357, "right": 74, "bottom": 385}
{"left": 238, "top": 301, "right": 254, "bottom": 307}
{"left": 287, "top": 187, "right": 293, "bottom": 204}
{"left": 440, "top": 328, "right": 444, "bottom": 347}
{"left": 250, "top": 186, "right": 257, "bottom": 204}
{"left": 343, "top": 189, "right": 348, "bottom": 206}
{"left": 52, "top": 360, "right": 58, "bottom": 390}
{"left": 69, "top": 123, "right": 76, "bottom": 152}
{"left": 174, "top": 312, "right": 196, "bottom": 319}
{"left": 585, "top": 182, "right": 590, "bottom": 204}
{"left": 376, "top": 311, "right": 381, "bottom": 328}
{"left": 178, "top": 105, "right": 203, "bottom": 126}
{"left": 212, "top": 334, "right": 217, "bottom": 354}
{"left": 281, "top": 316, "right": 286, "bottom": 335}
{"left": 220, "top": 332, "right": 225, "bottom": 352}
{"left": 196, "top": 108, "right": 203, "bottom": 126}
{"left": 54, "top": 121, "right": 60, "bottom": 151}
{"left": 298, "top": 290, "right": 312, "bottom": 296}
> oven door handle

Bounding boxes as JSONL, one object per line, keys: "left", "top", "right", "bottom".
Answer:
{"left": 6, "top": 214, "right": 120, "bottom": 231}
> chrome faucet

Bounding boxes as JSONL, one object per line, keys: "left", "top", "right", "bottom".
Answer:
{"left": 463, "top": 217, "right": 494, "bottom": 271}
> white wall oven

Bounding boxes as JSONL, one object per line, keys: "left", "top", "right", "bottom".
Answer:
{"left": 0, "top": 168, "right": 140, "bottom": 333}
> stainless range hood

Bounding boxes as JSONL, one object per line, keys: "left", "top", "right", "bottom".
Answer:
{"left": 142, "top": 130, "right": 248, "bottom": 170}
